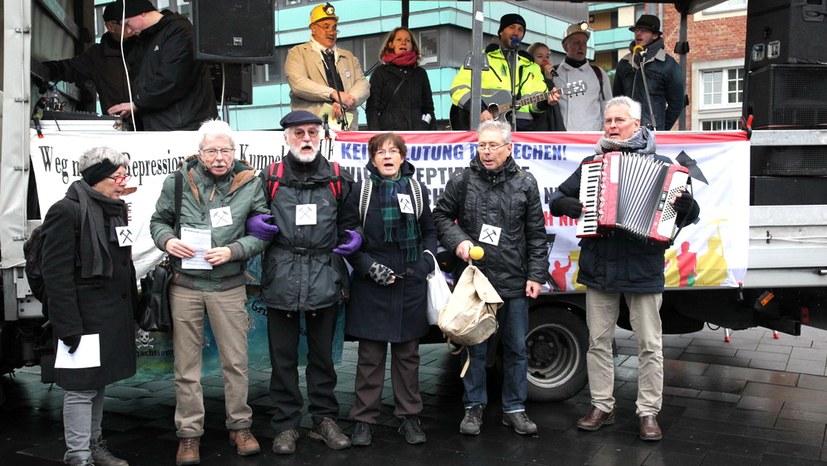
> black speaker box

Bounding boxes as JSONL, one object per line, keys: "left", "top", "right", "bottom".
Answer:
{"left": 746, "top": 64, "right": 827, "bottom": 129}
{"left": 745, "top": 0, "right": 827, "bottom": 70}
{"left": 192, "top": 0, "right": 275, "bottom": 63}
{"left": 751, "top": 176, "right": 827, "bottom": 205}
{"left": 210, "top": 63, "right": 253, "bottom": 105}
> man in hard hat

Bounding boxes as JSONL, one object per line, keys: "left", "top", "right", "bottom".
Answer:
{"left": 284, "top": 2, "right": 370, "bottom": 130}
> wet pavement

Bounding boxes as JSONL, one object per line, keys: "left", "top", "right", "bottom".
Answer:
{"left": 3, "top": 325, "right": 827, "bottom": 465}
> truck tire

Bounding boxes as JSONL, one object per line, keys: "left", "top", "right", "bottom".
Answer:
{"left": 526, "top": 308, "right": 589, "bottom": 401}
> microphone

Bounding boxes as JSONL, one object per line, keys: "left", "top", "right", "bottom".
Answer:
{"left": 323, "top": 113, "right": 330, "bottom": 140}
{"left": 632, "top": 45, "right": 646, "bottom": 56}
{"left": 510, "top": 37, "right": 521, "bottom": 50}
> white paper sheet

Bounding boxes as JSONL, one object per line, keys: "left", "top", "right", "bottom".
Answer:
{"left": 55, "top": 334, "right": 101, "bottom": 369}
{"left": 181, "top": 227, "right": 213, "bottom": 270}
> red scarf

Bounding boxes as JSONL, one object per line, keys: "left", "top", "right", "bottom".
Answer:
{"left": 381, "top": 50, "right": 418, "bottom": 67}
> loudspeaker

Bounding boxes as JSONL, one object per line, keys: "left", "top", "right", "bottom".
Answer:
{"left": 210, "top": 63, "right": 253, "bottom": 105}
{"left": 745, "top": 0, "right": 827, "bottom": 70}
{"left": 192, "top": 0, "right": 275, "bottom": 64}
{"left": 746, "top": 64, "right": 827, "bottom": 129}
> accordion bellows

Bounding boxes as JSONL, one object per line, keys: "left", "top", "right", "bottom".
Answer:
{"left": 576, "top": 151, "right": 689, "bottom": 243}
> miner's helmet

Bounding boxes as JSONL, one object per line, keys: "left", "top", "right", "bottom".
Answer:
{"left": 310, "top": 2, "right": 338, "bottom": 26}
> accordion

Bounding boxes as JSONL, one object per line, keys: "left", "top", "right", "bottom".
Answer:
{"left": 576, "top": 151, "right": 690, "bottom": 243}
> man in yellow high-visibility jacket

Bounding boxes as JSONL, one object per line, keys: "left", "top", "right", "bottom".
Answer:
{"left": 451, "top": 13, "right": 560, "bottom": 131}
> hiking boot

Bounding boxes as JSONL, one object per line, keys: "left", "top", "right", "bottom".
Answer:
{"left": 175, "top": 437, "right": 200, "bottom": 466}
{"left": 351, "top": 421, "right": 372, "bottom": 447}
{"left": 228, "top": 428, "right": 260, "bottom": 456}
{"left": 91, "top": 438, "right": 129, "bottom": 466}
{"left": 459, "top": 405, "right": 484, "bottom": 436}
{"left": 398, "top": 416, "right": 426, "bottom": 445}
{"left": 502, "top": 411, "right": 538, "bottom": 435}
{"left": 308, "top": 418, "right": 351, "bottom": 450}
{"left": 272, "top": 429, "right": 300, "bottom": 455}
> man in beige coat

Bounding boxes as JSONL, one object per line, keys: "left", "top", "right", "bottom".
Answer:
{"left": 284, "top": 2, "right": 370, "bottom": 130}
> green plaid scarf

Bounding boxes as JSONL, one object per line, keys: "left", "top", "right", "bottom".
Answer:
{"left": 370, "top": 172, "right": 422, "bottom": 263}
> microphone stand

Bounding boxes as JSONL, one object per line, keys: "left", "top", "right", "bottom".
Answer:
{"left": 508, "top": 39, "right": 520, "bottom": 132}
{"left": 637, "top": 49, "right": 658, "bottom": 130}
{"left": 323, "top": 114, "right": 333, "bottom": 160}
{"left": 324, "top": 50, "right": 350, "bottom": 130}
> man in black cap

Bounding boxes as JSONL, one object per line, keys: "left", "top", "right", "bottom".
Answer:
{"left": 450, "top": 12, "right": 560, "bottom": 130}
{"left": 252, "top": 110, "right": 361, "bottom": 455}
{"left": 41, "top": 3, "right": 136, "bottom": 119}
{"left": 106, "top": 0, "right": 217, "bottom": 130}
{"left": 613, "top": 14, "right": 685, "bottom": 131}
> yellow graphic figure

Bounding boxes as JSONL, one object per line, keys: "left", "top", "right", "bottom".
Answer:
{"left": 569, "top": 249, "right": 586, "bottom": 291}
{"left": 696, "top": 219, "right": 729, "bottom": 286}
{"left": 664, "top": 248, "right": 680, "bottom": 288}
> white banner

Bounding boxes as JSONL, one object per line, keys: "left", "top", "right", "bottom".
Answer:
{"left": 31, "top": 129, "right": 749, "bottom": 289}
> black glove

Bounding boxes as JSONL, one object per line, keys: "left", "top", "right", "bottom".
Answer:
{"left": 61, "top": 334, "right": 82, "bottom": 354}
{"left": 552, "top": 196, "right": 584, "bottom": 218}
{"left": 368, "top": 262, "right": 395, "bottom": 286}
{"left": 673, "top": 191, "right": 694, "bottom": 214}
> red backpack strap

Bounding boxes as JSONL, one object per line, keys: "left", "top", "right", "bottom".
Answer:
{"left": 267, "top": 162, "right": 284, "bottom": 201}
{"left": 329, "top": 162, "right": 342, "bottom": 200}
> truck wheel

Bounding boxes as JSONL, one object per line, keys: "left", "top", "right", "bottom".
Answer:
{"left": 526, "top": 308, "right": 589, "bottom": 401}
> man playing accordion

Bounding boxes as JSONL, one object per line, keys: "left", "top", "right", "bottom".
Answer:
{"left": 548, "top": 96, "right": 700, "bottom": 442}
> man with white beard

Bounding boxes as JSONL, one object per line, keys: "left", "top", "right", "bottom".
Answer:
{"left": 248, "top": 110, "right": 360, "bottom": 455}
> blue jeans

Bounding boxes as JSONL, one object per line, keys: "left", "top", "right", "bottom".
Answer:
{"left": 461, "top": 297, "right": 529, "bottom": 413}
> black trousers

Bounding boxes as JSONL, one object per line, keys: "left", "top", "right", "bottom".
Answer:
{"left": 267, "top": 305, "right": 339, "bottom": 433}
{"left": 350, "top": 338, "right": 422, "bottom": 423}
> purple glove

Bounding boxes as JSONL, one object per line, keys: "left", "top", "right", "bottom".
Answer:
{"left": 333, "top": 229, "right": 363, "bottom": 255}
{"left": 246, "top": 214, "right": 279, "bottom": 241}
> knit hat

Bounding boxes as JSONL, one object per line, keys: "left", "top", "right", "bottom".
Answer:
{"left": 498, "top": 13, "right": 526, "bottom": 34}
{"left": 104, "top": 0, "right": 156, "bottom": 21}
{"left": 629, "top": 14, "right": 661, "bottom": 34}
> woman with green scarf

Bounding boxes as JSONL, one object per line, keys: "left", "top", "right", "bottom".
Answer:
{"left": 338, "top": 132, "right": 437, "bottom": 447}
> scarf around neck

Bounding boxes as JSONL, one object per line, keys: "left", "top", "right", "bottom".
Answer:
{"left": 368, "top": 171, "right": 421, "bottom": 263}
{"left": 68, "top": 180, "right": 127, "bottom": 278}
{"left": 595, "top": 126, "right": 657, "bottom": 155}
{"left": 381, "top": 50, "right": 418, "bottom": 67}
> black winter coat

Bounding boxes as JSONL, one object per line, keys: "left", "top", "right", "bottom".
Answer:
{"left": 366, "top": 64, "right": 437, "bottom": 131}
{"left": 44, "top": 32, "right": 133, "bottom": 112}
{"left": 550, "top": 150, "right": 700, "bottom": 293}
{"left": 340, "top": 161, "right": 438, "bottom": 342}
{"left": 433, "top": 157, "right": 549, "bottom": 298}
{"left": 128, "top": 11, "right": 217, "bottom": 130}
{"left": 41, "top": 189, "right": 137, "bottom": 391}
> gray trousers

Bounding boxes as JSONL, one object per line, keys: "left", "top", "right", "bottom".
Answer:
{"left": 350, "top": 339, "right": 422, "bottom": 423}
{"left": 585, "top": 288, "right": 664, "bottom": 417}
{"left": 63, "top": 387, "right": 105, "bottom": 465}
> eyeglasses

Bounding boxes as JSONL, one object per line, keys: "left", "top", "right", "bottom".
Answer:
{"left": 477, "top": 142, "right": 509, "bottom": 152}
{"left": 375, "top": 148, "right": 401, "bottom": 157}
{"left": 313, "top": 23, "right": 339, "bottom": 33}
{"left": 291, "top": 128, "right": 320, "bottom": 138}
{"left": 108, "top": 174, "right": 131, "bottom": 183}
{"left": 201, "top": 148, "right": 235, "bottom": 156}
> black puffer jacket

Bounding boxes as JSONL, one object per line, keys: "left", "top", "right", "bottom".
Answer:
{"left": 128, "top": 11, "right": 217, "bottom": 130}
{"left": 433, "top": 156, "right": 549, "bottom": 298}
{"left": 366, "top": 64, "right": 437, "bottom": 131}
{"left": 549, "top": 133, "right": 700, "bottom": 293}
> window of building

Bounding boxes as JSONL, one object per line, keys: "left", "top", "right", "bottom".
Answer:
{"left": 701, "top": 119, "right": 740, "bottom": 131}
{"left": 363, "top": 35, "right": 384, "bottom": 70}
{"left": 419, "top": 30, "right": 438, "bottom": 65}
{"left": 704, "top": 0, "right": 748, "bottom": 14}
{"left": 701, "top": 67, "right": 744, "bottom": 107}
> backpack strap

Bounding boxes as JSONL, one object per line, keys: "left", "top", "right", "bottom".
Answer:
{"left": 173, "top": 171, "right": 183, "bottom": 236}
{"left": 267, "top": 162, "right": 284, "bottom": 201}
{"left": 358, "top": 179, "right": 373, "bottom": 228}
{"left": 329, "top": 161, "right": 342, "bottom": 200}
{"left": 590, "top": 64, "right": 605, "bottom": 100}
{"left": 409, "top": 178, "right": 423, "bottom": 219}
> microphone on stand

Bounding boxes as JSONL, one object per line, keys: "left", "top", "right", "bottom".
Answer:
{"left": 632, "top": 45, "right": 645, "bottom": 56}
{"left": 510, "top": 37, "right": 522, "bottom": 50}
{"left": 323, "top": 113, "right": 330, "bottom": 141}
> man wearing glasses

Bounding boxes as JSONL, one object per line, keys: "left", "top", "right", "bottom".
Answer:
{"left": 150, "top": 120, "right": 270, "bottom": 465}
{"left": 247, "top": 110, "right": 360, "bottom": 455}
{"left": 433, "top": 120, "right": 548, "bottom": 437}
{"left": 284, "top": 2, "right": 370, "bottom": 130}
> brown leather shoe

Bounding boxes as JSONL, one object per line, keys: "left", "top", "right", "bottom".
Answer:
{"left": 639, "top": 415, "right": 663, "bottom": 441}
{"left": 576, "top": 406, "right": 615, "bottom": 431}
{"left": 229, "top": 428, "right": 260, "bottom": 456}
{"left": 175, "top": 437, "right": 200, "bottom": 466}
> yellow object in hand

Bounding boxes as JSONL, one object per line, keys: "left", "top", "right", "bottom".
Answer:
{"left": 469, "top": 246, "right": 485, "bottom": 260}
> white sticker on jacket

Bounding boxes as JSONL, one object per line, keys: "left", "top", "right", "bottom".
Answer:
{"left": 210, "top": 206, "right": 233, "bottom": 227}
{"left": 397, "top": 193, "right": 414, "bottom": 214}
{"left": 296, "top": 204, "right": 318, "bottom": 225}
{"left": 115, "top": 226, "right": 135, "bottom": 247}
{"left": 478, "top": 224, "right": 502, "bottom": 246}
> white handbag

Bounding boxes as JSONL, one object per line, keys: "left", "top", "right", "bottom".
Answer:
{"left": 424, "top": 250, "right": 451, "bottom": 325}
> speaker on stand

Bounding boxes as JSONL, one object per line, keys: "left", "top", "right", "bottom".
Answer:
{"left": 192, "top": 0, "right": 275, "bottom": 64}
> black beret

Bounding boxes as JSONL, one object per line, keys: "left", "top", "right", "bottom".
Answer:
{"left": 280, "top": 110, "right": 323, "bottom": 129}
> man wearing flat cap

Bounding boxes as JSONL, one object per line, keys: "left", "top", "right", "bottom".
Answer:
{"left": 284, "top": 2, "right": 370, "bottom": 130}
{"left": 41, "top": 3, "right": 136, "bottom": 120}
{"left": 450, "top": 12, "right": 560, "bottom": 131}
{"left": 106, "top": 0, "right": 217, "bottom": 130}
{"left": 613, "top": 14, "right": 685, "bottom": 131}
{"left": 252, "top": 110, "right": 361, "bottom": 455}
{"left": 552, "top": 23, "right": 613, "bottom": 131}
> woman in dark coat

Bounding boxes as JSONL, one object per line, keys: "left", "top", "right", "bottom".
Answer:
{"left": 41, "top": 147, "right": 137, "bottom": 466}
{"left": 339, "top": 133, "right": 437, "bottom": 446}
{"left": 366, "top": 27, "right": 438, "bottom": 131}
